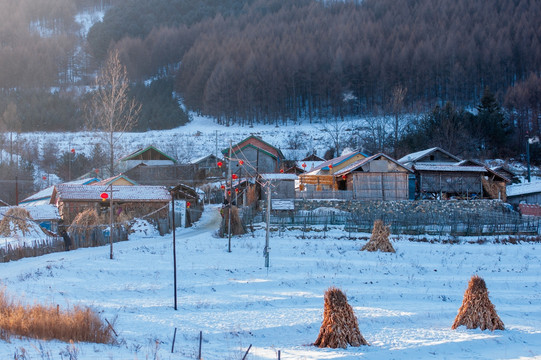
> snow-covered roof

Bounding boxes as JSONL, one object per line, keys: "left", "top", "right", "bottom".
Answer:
{"left": 20, "top": 178, "right": 100, "bottom": 204}
{"left": 334, "top": 153, "right": 413, "bottom": 175}
{"left": 398, "top": 147, "right": 461, "bottom": 164}
{"left": 190, "top": 154, "right": 220, "bottom": 164}
{"left": 52, "top": 184, "right": 171, "bottom": 202}
{"left": 413, "top": 165, "right": 487, "bottom": 173}
{"left": 260, "top": 173, "right": 298, "bottom": 180}
{"left": 506, "top": 181, "right": 541, "bottom": 197}
{"left": 310, "top": 150, "right": 369, "bottom": 172}
{"left": 25, "top": 205, "right": 60, "bottom": 221}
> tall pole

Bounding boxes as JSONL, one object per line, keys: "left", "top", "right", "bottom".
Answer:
{"left": 264, "top": 182, "right": 271, "bottom": 268}
{"left": 527, "top": 135, "right": 531, "bottom": 183}
{"left": 171, "top": 192, "right": 177, "bottom": 310}
{"left": 228, "top": 141, "right": 232, "bottom": 252}
{"left": 109, "top": 184, "right": 114, "bottom": 259}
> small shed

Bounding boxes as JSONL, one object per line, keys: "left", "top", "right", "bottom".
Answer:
{"left": 506, "top": 181, "right": 541, "bottom": 206}
{"left": 51, "top": 184, "right": 171, "bottom": 225}
{"left": 260, "top": 173, "right": 297, "bottom": 200}
{"left": 117, "top": 145, "right": 177, "bottom": 174}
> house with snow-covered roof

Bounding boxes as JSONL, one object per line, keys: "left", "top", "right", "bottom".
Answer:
{"left": 222, "top": 135, "right": 285, "bottom": 177}
{"left": 398, "top": 147, "right": 461, "bottom": 167}
{"left": 51, "top": 184, "right": 171, "bottom": 225}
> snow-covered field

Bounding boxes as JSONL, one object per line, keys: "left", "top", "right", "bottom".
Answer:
{"left": 1, "top": 205, "right": 540, "bottom": 359}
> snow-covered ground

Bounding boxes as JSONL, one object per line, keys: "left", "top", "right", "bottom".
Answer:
{"left": 1, "top": 205, "right": 540, "bottom": 359}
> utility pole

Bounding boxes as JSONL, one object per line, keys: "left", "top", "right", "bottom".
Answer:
{"left": 171, "top": 190, "right": 177, "bottom": 310}
{"left": 228, "top": 140, "right": 232, "bottom": 252}
{"left": 264, "top": 182, "right": 271, "bottom": 268}
{"left": 109, "top": 184, "right": 114, "bottom": 259}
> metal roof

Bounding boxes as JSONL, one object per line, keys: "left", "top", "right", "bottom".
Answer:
{"left": 52, "top": 184, "right": 171, "bottom": 202}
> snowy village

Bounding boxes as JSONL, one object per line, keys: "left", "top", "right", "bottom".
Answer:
{"left": 1, "top": 0, "right": 541, "bottom": 359}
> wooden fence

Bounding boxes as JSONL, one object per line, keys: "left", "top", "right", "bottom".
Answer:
{"left": 1, "top": 227, "right": 129, "bottom": 263}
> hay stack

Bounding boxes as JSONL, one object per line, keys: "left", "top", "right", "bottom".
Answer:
{"left": 0, "top": 207, "right": 34, "bottom": 236}
{"left": 314, "top": 287, "right": 369, "bottom": 348}
{"left": 452, "top": 275, "right": 504, "bottom": 331}
{"left": 68, "top": 208, "right": 101, "bottom": 235}
{"left": 361, "top": 219, "right": 395, "bottom": 253}
{"left": 221, "top": 206, "right": 245, "bottom": 237}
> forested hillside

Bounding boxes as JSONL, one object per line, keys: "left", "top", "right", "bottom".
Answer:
{"left": 0, "top": 0, "right": 540, "bottom": 161}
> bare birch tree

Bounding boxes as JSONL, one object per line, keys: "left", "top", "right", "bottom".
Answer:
{"left": 88, "top": 49, "right": 141, "bottom": 177}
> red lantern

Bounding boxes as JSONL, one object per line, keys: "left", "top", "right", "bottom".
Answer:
{"left": 186, "top": 201, "right": 191, "bottom": 208}
{"left": 42, "top": 176, "right": 47, "bottom": 180}
{"left": 100, "top": 192, "right": 109, "bottom": 201}
{"left": 217, "top": 161, "right": 223, "bottom": 168}
{"left": 228, "top": 190, "right": 231, "bottom": 196}
{"left": 329, "top": 164, "right": 333, "bottom": 169}
{"left": 280, "top": 169, "right": 284, "bottom": 173}
{"left": 239, "top": 160, "right": 244, "bottom": 165}
{"left": 302, "top": 163, "right": 306, "bottom": 168}
{"left": 232, "top": 174, "right": 238, "bottom": 180}
{"left": 71, "top": 148, "right": 75, "bottom": 154}
{"left": 94, "top": 169, "right": 99, "bottom": 174}
{"left": 235, "top": 188, "right": 239, "bottom": 193}
{"left": 342, "top": 175, "right": 347, "bottom": 180}
{"left": 220, "top": 184, "right": 225, "bottom": 190}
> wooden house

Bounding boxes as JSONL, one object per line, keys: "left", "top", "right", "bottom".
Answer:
{"left": 190, "top": 154, "right": 224, "bottom": 179}
{"left": 332, "top": 153, "right": 413, "bottom": 201}
{"left": 51, "top": 184, "right": 171, "bottom": 225}
{"left": 222, "top": 135, "right": 285, "bottom": 177}
{"left": 19, "top": 178, "right": 99, "bottom": 207}
{"left": 117, "top": 145, "right": 177, "bottom": 173}
{"left": 92, "top": 174, "right": 138, "bottom": 186}
{"left": 123, "top": 163, "right": 198, "bottom": 187}
{"left": 298, "top": 150, "right": 369, "bottom": 191}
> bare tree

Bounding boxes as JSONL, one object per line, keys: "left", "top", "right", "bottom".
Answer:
{"left": 88, "top": 49, "right": 141, "bottom": 177}
{"left": 320, "top": 118, "right": 349, "bottom": 158}
{"left": 0, "top": 103, "right": 20, "bottom": 165}
{"left": 390, "top": 85, "right": 407, "bottom": 158}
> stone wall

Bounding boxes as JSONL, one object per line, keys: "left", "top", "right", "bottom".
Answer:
{"left": 294, "top": 199, "right": 512, "bottom": 217}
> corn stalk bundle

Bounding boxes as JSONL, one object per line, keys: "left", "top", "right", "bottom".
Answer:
{"left": 0, "top": 207, "right": 34, "bottom": 236}
{"left": 452, "top": 275, "right": 504, "bottom": 331}
{"left": 361, "top": 219, "right": 395, "bottom": 253}
{"left": 68, "top": 208, "right": 101, "bottom": 235}
{"left": 221, "top": 206, "right": 245, "bottom": 236}
{"left": 314, "top": 287, "right": 369, "bottom": 348}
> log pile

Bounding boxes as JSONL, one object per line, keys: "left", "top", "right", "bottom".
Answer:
{"left": 361, "top": 219, "right": 395, "bottom": 253}
{"left": 314, "top": 287, "right": 369, "bottom": 348}
{"left": 452, "top": 275, "right": 504, "bottom": 331}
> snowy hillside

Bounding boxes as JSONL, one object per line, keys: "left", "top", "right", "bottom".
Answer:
{"left": 0, "top": 205, "right": 540, "bottom": 359}
{"left": 18, "top": 114, "right": 343, "bottom": 165}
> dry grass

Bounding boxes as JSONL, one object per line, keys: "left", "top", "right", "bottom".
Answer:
{"left": 0, "top": 207, "right": 34, "bottom": 237}
{"left": 361, "top": 219, "right": 395, "bottom": 253}
{"left": 314, "top": 287, "right": 369, "bottom": 348}
{"left": 68, "top": 208, "right": 101, "bottom": 235}
{"left": 452, "top": 275, "right": 504, "bottom": 331}
{"left": 0, "top": 289, "right": 114, "bottom": 344}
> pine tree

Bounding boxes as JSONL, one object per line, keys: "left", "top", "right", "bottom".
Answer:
{"left": 476, "top": 87, "right": 510, "bottom": 157}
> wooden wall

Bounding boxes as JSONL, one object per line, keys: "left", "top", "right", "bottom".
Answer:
{"left": 351, "top": 172, "right": 409, "bottom": 201}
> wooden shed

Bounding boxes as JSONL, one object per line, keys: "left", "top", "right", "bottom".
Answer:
{"left": 334, "top": 153, "right": 413, "bottom": 201}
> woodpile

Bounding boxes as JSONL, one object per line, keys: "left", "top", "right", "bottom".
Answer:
{"left": 314, "top": 287, "right": 369, "bottom": 348}
{"left": 452, "top": 275, "right": 504, "bottom": 331}
{"left": 361, "top": 219, "right": 395, "bottom": 253}
{"left": 0, "top": 207, "right": 34, "bottom": 236}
